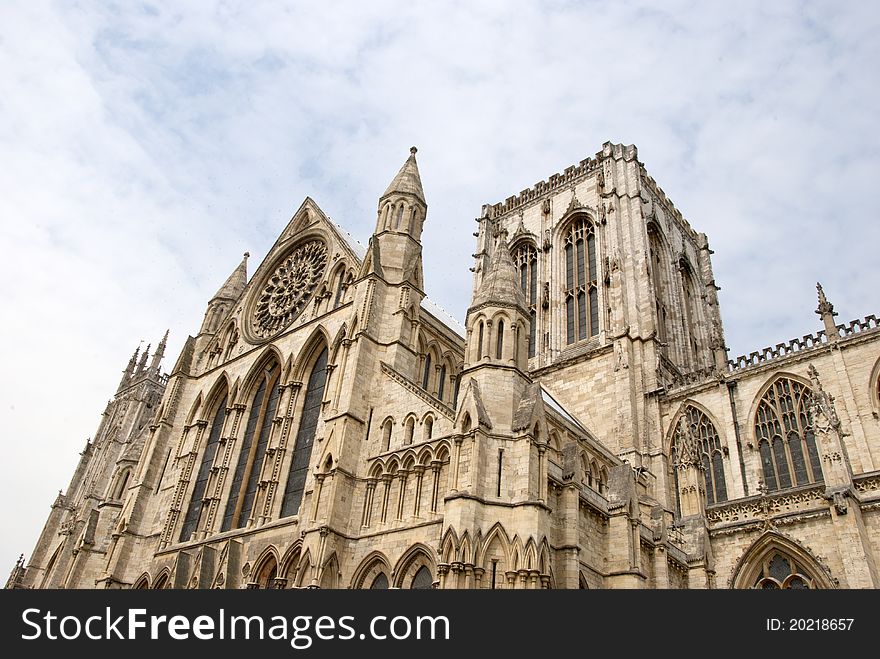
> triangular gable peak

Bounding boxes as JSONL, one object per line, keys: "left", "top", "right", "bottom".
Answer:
{"left": 277, "top": 197, "right": 366, "bottom": 266}
{"left": 512, "top": 383, "right": 546, "bottom": 434}
{"left": 219, "top": 197, "right": 366, "bottom": 346}
{"left": 454, "top": 378, "right": 493, "bottom": 431}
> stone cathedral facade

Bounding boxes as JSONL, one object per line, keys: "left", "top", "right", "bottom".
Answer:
{"left": 10, "top": 142, "right": 880, "bottom": 590}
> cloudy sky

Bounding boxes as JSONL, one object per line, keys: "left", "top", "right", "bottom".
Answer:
{"left": 1, "top": 1, "right": 878, "bottom": 577}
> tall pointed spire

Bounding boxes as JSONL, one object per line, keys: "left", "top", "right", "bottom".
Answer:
{"left": 149, "top": 329, "right": 169, "bottom": 375}
{"left": 136, "top": 344, "right": 150, "bottom": 375}
{"left": 381, "top": 146, "right": 425, "bottom": 204}
{"left": 212, "top": 252, "right": 249, "bottom": 303}
{"left": 118, "top": 345, "right": 140, "bottom": 392}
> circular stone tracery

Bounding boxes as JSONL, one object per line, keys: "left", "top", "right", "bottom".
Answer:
{"left": 251, "top": 240, "right": 328, "bottom": 340}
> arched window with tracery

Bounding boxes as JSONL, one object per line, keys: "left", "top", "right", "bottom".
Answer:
{"left": 513, "top": 242, "right": 538, "bottom": 357}
{"left": 281, "top": 347, "right": 328, "bottom": 517}
{"left": 671, "top": 405, "right": 728, "bottom": 507}
{"left": 179, "top": 394, "right": 227, "bottom": 542}
{"left": 754, "top": 378, "right": 822, "bottom": 492}
{"left": 222, "top": 363, "right": 281, "bottom": 531}
{"left": 752, "top": 552, "right": 815, "bottom": 589}
{"left": 563, "top": 217, "right": 598, "bottom": 344}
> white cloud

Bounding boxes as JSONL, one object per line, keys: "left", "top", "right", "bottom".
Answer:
{"left": 1, "top": 1, "right": 878, "bottom": 575}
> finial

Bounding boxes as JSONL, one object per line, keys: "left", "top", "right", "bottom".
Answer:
{"left": 815, "top": 282, "right": 837, "bottom": 317}
{"left": 410, "top": 146, "right": 418, "bottom": 155}
{"left": 244, "top": 252, "right": 250, "bottom": 260}
{"left": 815, "top": 282, "right": 840, "bottom": 341}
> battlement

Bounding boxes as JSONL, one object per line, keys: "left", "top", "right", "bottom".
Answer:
{"left": 726, "top": 314, "right": 878, "bottom": 372}
{"left": 481, "top": 157, "right": 600, "bottom": 220}
{"left": 481, "top": 142, "right": 643, "bottom": 220}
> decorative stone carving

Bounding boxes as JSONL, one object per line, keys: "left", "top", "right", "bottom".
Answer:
{"left": 674, "top": 422, "right": 699, "bottom": 468}
{"left": 251, "top": 240, "right": 328, "bottom": 340}
{"left": 807, "top": 364, "right": 840, "bottom": 434}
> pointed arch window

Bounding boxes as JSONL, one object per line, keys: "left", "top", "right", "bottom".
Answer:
{"left": 681, "top": 267, "right": 700, "bottom": 363}
{"left": 671, "top": 406, "right": 728, "bottom": 508}
{"left": 411, "top": 566, "right": 433, "bottom": 589}
{"left": 332, "top": 269, "right": 347, "bottom": 308}
{"left": 438, "top": 364, "right": 446, "bottom": 400}
{"left": 513, "top": 242, "right": 538, "bottom": 357}
{"left": 404, "top": 417, "right": 415, "bottom": 445}
{"left": 281, "top": 348, "right": 328, "bottom": 517}
{"left": 563, "top": 218, "right": 598, "bottom": 344}
{"left": 382, "top": 418, "right": 393, "bottom": 452}
{"left": 755, "top": 378, "right": 822, "bottom": 492}
{"left": 222, "top": 364, "right": 281, "bottom": 531}
{"left": 496, "top": 320, "right": 504, "bottom": 359}
{"left": 477, "top": 322, "right": 485, "bottom": 359}
{"left": 648, "top": 227, "right": 669, "bottom": 351}
{"left": 422, "top": 353, "right": 432, "bottom": 390}
{"left": 179, "top": 395, "right": 227, "bottom": 542}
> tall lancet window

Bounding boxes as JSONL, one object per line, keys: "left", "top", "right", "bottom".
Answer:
{"left": 513, "top": 242, "right": 538, "bottom": 357}
{"left": 422, "top": 353, "right": 432, "bottom": 390}
{"left": 281, "top": 347, "right": 329, "bottom": 517}
{"left": 564, "top": 217, "right": 598, "bottom": 344}
{"left": 648, "top": 226, "right": 669, "bottom": 351}
{"left": 755, "top": 378, "right": 823, "bottom": 492}
{"left": 179, "top": 394, "right": 227, "bottom": 542}
{"left": 681, "top": 265, "right": 700, "bottom": 364}
{"left": 671, "top": 405, "right": 728, "bottom": 509}
{"left": 332, "top": 269, "right": 346, "bottom": 308}
{"left": 222, "top": 363, "right": 281, "bottom": 531}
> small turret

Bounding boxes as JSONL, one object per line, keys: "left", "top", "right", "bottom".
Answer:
{"left": 368, "top": 148, "right": 427, "bottom": 287}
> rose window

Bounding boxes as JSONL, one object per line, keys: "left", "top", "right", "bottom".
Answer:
{"left": 251, "top": 240, "right": 328, "bottom": 339}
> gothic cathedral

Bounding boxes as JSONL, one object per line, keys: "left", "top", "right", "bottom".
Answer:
{"left": 10, "top": 143, "right": 880, "bottom": 590}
